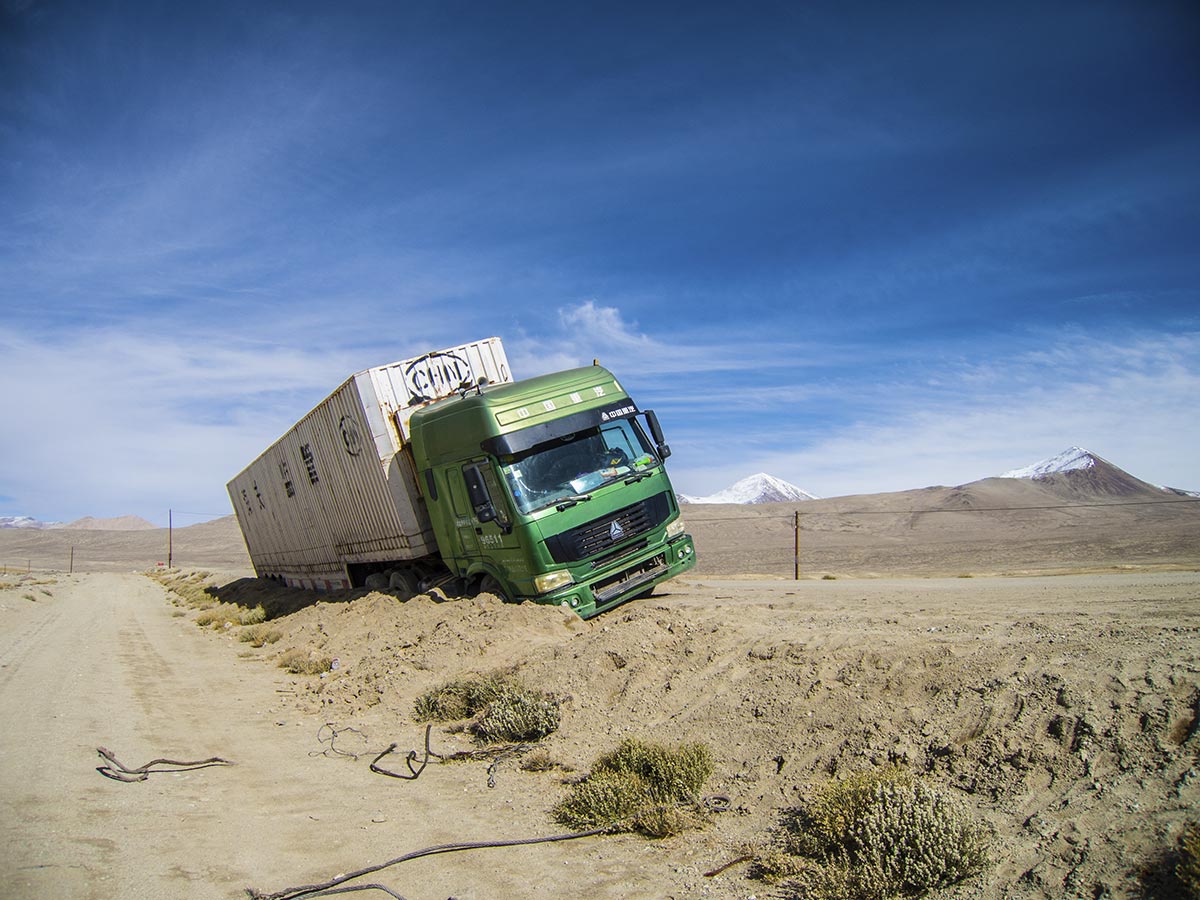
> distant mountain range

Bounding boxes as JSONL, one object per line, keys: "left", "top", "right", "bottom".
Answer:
{"left": 0, "top": 515, "right": 158, "bottom": 531}
{"left": 0, "top": 516, "right": 60, "bottom": 530}
{"left": 682, "top": 447, "right": 1197, "bottom": 505}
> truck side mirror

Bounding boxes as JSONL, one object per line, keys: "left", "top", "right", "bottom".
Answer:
{"left": 645, "top": 410, "right": 672, "bottom": 460}
{"left": 463, "top": 464, "right": 498, "bottom": 523}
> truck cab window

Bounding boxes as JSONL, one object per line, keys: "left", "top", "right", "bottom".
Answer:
{"left": 499, "top": 417, "right": 659, "bottom": 515}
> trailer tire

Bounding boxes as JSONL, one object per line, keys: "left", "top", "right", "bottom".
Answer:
{"left": 477, "top": 574, "right": 510, "bottom": 602}
{"left": 388, "top": 569, "right": 419, "bottom": 600}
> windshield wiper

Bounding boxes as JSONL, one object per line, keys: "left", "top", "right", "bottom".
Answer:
{"left": 624, "top": 471, "right": 655, "bottom": 484}
{"left": 555, "top": 493, "right": 593, "bottom": 511}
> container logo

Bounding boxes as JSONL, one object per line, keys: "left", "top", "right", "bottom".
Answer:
{"left": 404, "top": 351, "right": 476, "bottom": 403}
{"left": 339, "top": 415, "right": 364, "bottom": 457}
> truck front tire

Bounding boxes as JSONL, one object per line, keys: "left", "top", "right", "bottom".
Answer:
{"left": 477, "top": 574, "right": 510, "bottom": 602}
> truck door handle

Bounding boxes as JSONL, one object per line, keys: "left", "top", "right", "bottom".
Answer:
{"left": 475, "top": 527, "right": 483, "bottom": 535}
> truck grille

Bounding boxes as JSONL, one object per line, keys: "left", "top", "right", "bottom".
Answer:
{"left": 544, "top": 491, "right": 671, "bottom": 564}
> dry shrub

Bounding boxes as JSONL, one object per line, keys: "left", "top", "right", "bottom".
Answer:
{"left": 195, "top": 606, "right": 235, "bottom": 628}
{"left": 1180, "top": 822, "right": 1200, "bottom": 899}
{"left": 415, "top": 674, "right": 509, "bottom": 722}
{"left": 239, "top": 624, "right": 283, "bottom": 647}
{"left": 150, "top": 570, "right": 218, "bottom": 608}
{"left": 278, "top": 649, "right": 332, "bottom": 675}
{"left": 191, "top": 601, "right": 267, "bottom": 629}
{"left": 415, "top": 673, "right": 560, "bottom": 743}
{"left": 757, "top": 766, "right": 989, "bottom": 900}
{"left": 519, "top": 749, "right": 556, "bottom": 772}
{"left": 554, "top": 739, "right": 713, "bottom": 836}
{"left": 238, "top": 604, "right": 267, "bottom": 625}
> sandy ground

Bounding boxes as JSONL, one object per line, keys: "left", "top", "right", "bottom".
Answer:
{"left": 2, "top": 565, "right": 1198, "bottom": 900}
{"left": 1, "top": 473, "right": 1197, "bottom": 898}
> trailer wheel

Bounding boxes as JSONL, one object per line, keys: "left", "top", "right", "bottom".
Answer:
{"left": 477, "top": 574, "right": 510, "bottom": 602}
{"left": 388, "top": 569, "right": 419, "bottom": 600}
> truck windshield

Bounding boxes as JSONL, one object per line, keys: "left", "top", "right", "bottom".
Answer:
{"left": 498, "top": 417, "right": 659, "bottom": 515}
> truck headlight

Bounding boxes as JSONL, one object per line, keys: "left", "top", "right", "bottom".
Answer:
{"left": 534, "top": 570, "right": 575, "bottom": 594}
{"left": 666, "top": 517, "right": 687, "bottom": 539}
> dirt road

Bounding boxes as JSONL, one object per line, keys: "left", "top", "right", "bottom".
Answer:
{"left": 0, "top": 573, "right": 697, "bottom": 900}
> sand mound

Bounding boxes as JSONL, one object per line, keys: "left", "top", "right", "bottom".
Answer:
{"left": 182, "top": 572, "right": 1200, "bottom": 899}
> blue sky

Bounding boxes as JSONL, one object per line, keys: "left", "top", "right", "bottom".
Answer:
{"left": 2, "top": 1, "right": 1198, "bottom": 525}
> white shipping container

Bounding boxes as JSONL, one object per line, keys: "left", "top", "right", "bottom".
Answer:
{"left": 228, "top": 337, "right": 512, "bottom": 590}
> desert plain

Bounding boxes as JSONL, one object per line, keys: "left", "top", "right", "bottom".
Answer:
{"left": 1, "top": 470, "right": 1198, "bottom": 900}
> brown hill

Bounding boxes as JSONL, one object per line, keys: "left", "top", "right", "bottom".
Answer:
{"left": 0, "top": 515, "right": 249, "bottom": 574}
{"left": 62, "top": 515, "right": 158, "bottom": 531}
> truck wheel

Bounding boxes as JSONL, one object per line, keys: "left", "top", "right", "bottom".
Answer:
{"left": 478, "top": 575, "right": 510, "bottom": 602}
{"left": 388, "top": 569, "right": 419, "bottom": 600}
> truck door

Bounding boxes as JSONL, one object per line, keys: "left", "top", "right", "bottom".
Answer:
{"left": 453, "top": 459, "right": 520, "bottom": 565}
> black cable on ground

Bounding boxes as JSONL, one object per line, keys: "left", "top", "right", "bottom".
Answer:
{"left": 310, "top": 724, "right": 367, "bottom": 761}
{"left": 246, "top": 828, "right": 610, "bottom": 900}
{"left": 369, "top": 724, "right": 442, "bottom": 779}
{"left": 96, "top": 746, "right": 234, "bottom": 782}
{"left": 300, "top": 884, "right": 406, "bottom": 899}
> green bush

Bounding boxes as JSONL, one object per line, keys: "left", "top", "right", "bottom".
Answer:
{"left": 471, "top": 690, "right": 560, "bottom": 743}
{"left": 554, "top": 739, "right": 713, "bottom": 836}
{"left": 555, "top": 769, "right": 656, "bottom": 830}
{"left": 592, "top": 738, "right": 712, "bottom": 804}
{"left": 757, "top": 767, "right": 989, "bottom": 900}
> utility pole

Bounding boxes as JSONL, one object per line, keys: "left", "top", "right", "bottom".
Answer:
{"left": 793, "top": 509, "right": 800, "bottom": 580}
{"left": 168, "top": 508, "right": 173, "bottom": 568}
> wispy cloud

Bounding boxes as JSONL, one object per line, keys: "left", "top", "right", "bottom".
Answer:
{"left": 0, "top": 326, "right": 378, "bottom": 522}
{"left": 668, "top": 330, "right": 1200, "bottom": 496}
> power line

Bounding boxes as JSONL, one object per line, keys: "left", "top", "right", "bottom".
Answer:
{"left": 684, "top": 496, "right": 1200, "bottom": 523}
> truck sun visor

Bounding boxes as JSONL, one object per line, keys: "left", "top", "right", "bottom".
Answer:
{"left": 482, "top": 401, "right": 640, "bottom": 457}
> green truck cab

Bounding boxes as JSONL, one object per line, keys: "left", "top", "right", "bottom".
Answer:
{"left": 410, "top": 364, "right": 695, "bottom": 618}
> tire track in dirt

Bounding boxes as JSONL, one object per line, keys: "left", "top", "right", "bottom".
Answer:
{"left": 0, "top": 599, "right": 65, "bottom": 693}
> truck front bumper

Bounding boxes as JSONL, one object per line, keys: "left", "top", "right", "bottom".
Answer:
{"left": 539, "top": 532, "right": 696, "bottom": 619}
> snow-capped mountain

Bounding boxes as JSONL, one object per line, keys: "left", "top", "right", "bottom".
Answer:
{"left": 998, "top": 447, "right": 1199, "bottom": 498}
{"left": 0, "top": 516, "right": 62, "bottom": 529}
{"left": 680, "top": 473, "right": 819, "bottom": 504}
{"left": 1000, "top": 446, "right": 1097, "bottom": 479}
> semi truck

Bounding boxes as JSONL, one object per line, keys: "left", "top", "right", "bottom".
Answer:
{"left": 227, "top": 337, "right": 696, "bottom": 618}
